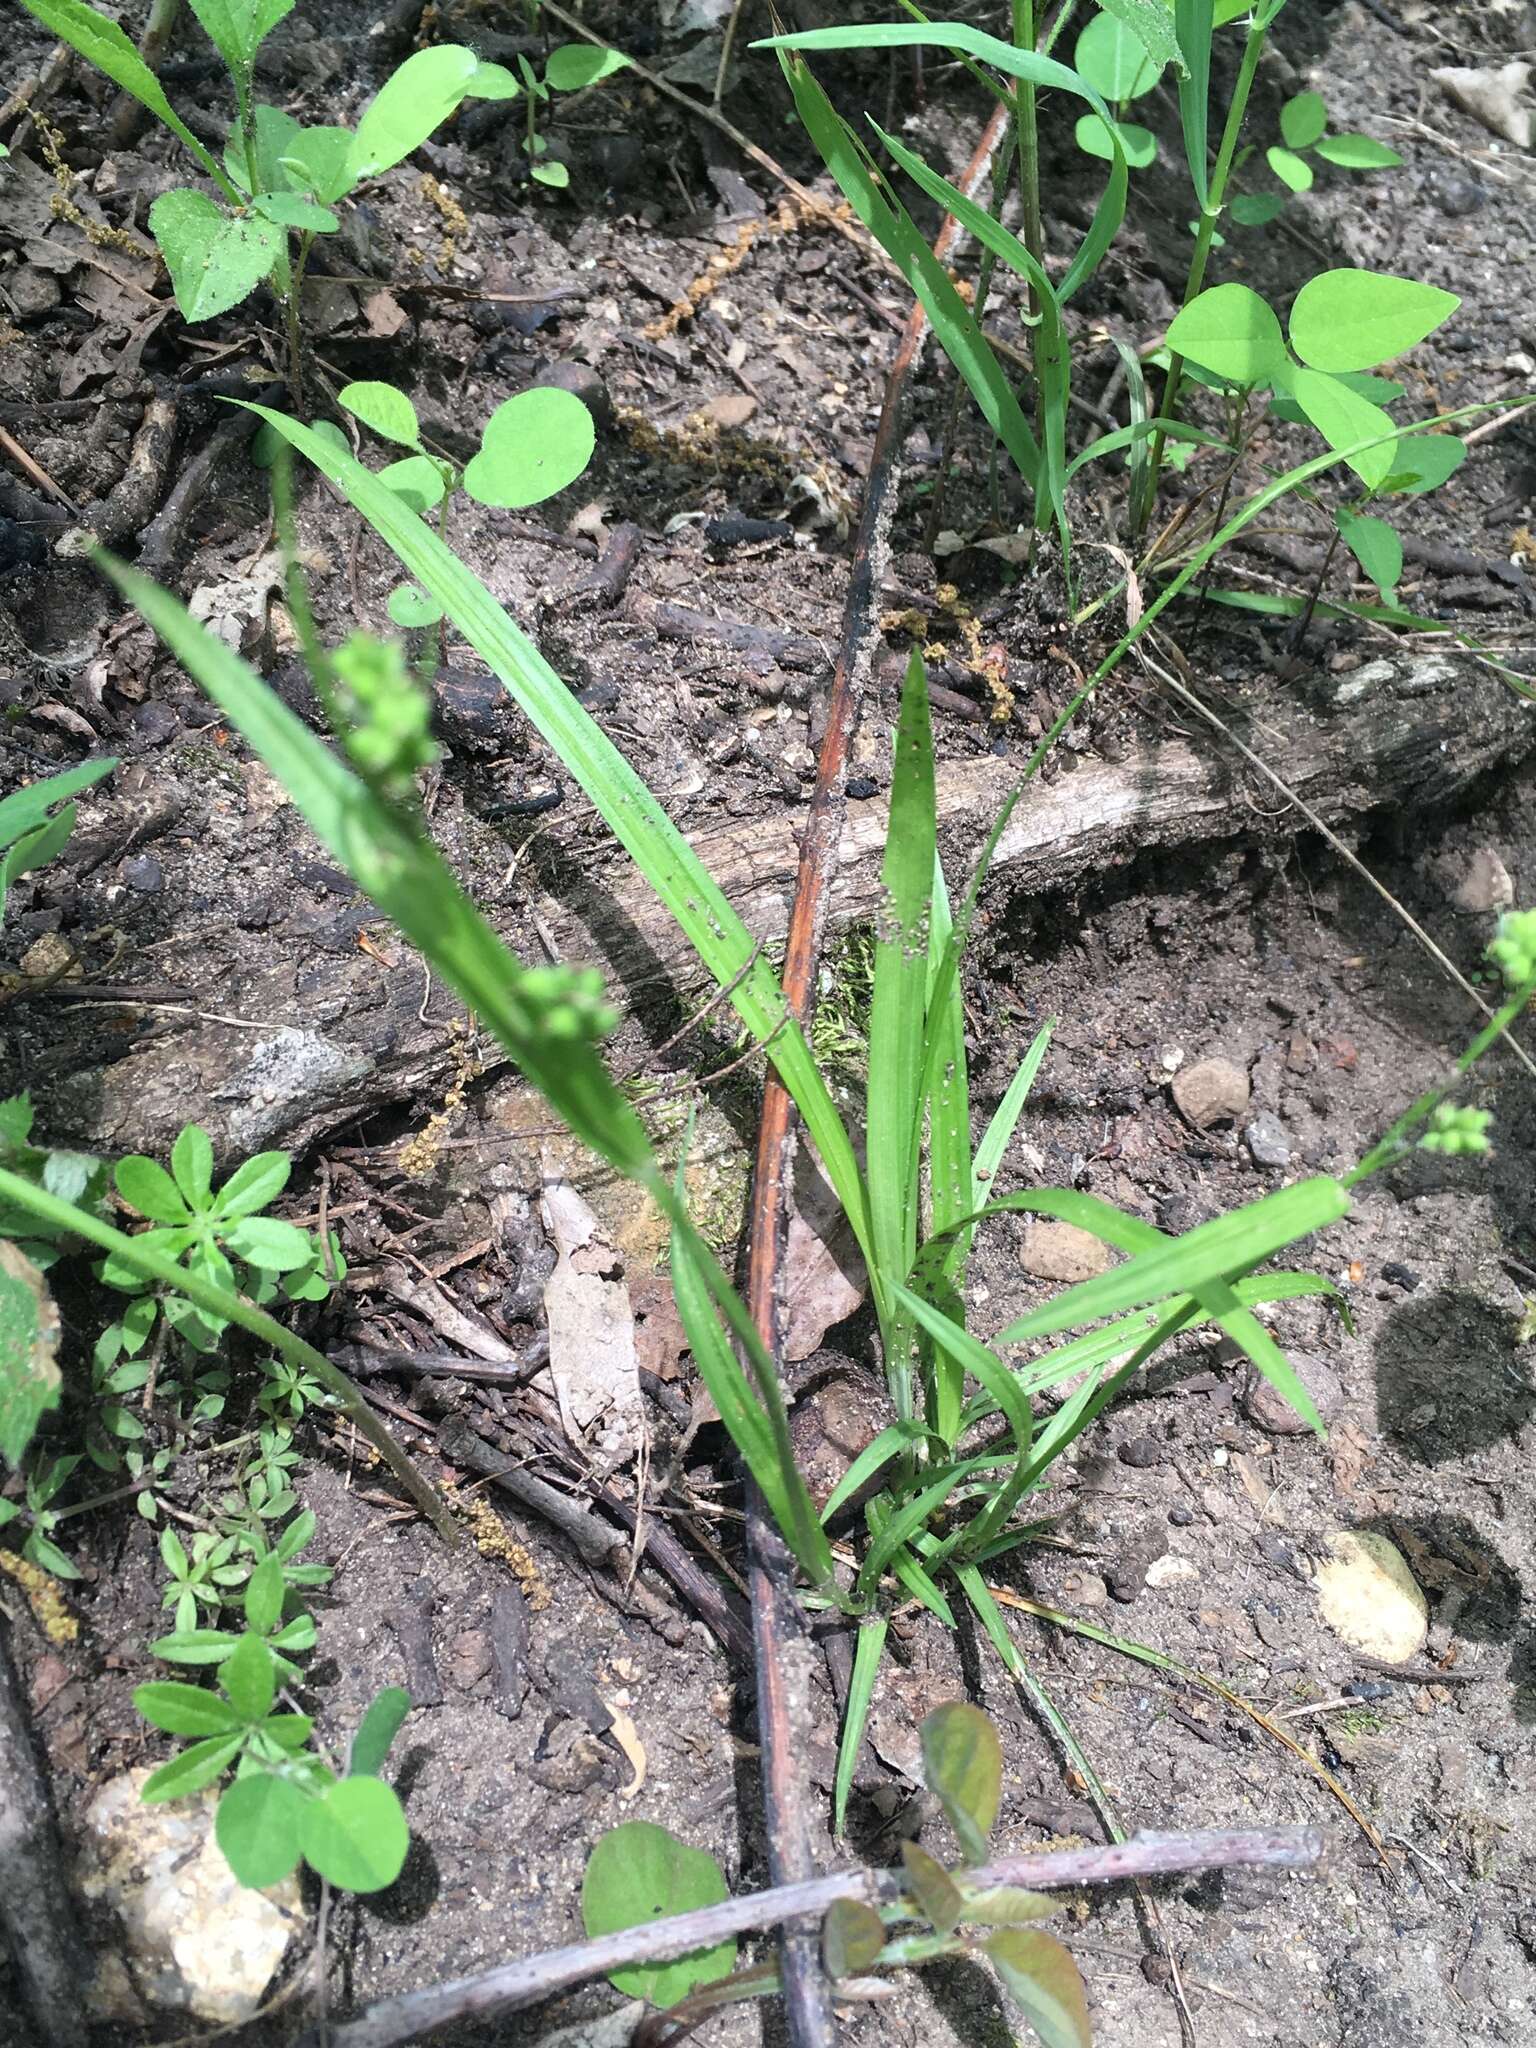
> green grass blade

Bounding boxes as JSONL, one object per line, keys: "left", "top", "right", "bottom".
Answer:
{"left": 856, "top": 1467, "right": 982, "bottom": 1607}
{"left": 955, "top": 1565, "right": 1124, "bottom": 1840}
{"left": 669, "top": 1212, "right": 834, "bottom": 1589}
{"left": 947, "top": 1184, "right": 1337, "bottom": 1432}
{"left": 924, "top": 857, "right": 972, "bottom": 1257}
{"left": 872, "top": 120, "right": 1073, "bottom": 555}
{"left": 16, "top": 0, "right": 235, "bottom": 196}
{"left": 968, "top": 1019, "right": 1053, "bottom": 1217}
{"left": 774, "top": 54, "right": 1041, "bottom": 496}
{"left": 235, "top": 406, "right": 873, "bottom": 1275}
{"left": 100, "top": 554, "right": 657, "bottom": 1184}
{"left": 868, "top": 648, "right": 937, "bottom": 1285}
{"left": 989, "top": 1177, "right": 1348, "bottom": 1345}
{"left": 1174, "top": 0, "right": 1215, "bottom": 208}
{"left": 833, "top": 1615, "right": 888, "bottom": 1836}
{"left": 821, "top": 1420, "right": 935, "bottom": 1524}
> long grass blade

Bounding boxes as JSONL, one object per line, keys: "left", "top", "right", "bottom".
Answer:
{"left": 832, "top": 1615, "right": 888, "bottom": 1836}
{"left": 774, "top": 53, "right": 1041, "bottom": 496}
{"left": 234, "top": 407, "right": 874, "bottom": 1273}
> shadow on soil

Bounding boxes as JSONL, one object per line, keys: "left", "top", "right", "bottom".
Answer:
{"left": 1371, "top": 1289, "right": 1533, "bottom": 1721}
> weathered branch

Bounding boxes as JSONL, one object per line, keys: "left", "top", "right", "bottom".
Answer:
{"left": 296, "top": 1824, "right": 1324, "bottom": 2048}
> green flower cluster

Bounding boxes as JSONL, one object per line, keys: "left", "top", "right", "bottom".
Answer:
{"left": 1487, "top": 909, "right": 1536, "bottom": 992}
{"left": 1418, "top": 1104, "right": 1492, "bottom": 1157}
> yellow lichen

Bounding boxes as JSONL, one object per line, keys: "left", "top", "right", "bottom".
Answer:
{"left": 399, "top": 1017, "right": 484, "bottom": 1179}
{"left": 0, "top": 1549, "right": 79, "bottom": 1643}
{"left": 452, "top": 1487, "right": 551, "bottom": 1610}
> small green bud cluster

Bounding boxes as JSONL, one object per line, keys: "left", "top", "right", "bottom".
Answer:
{"left": 1487, "top": 909, "right": 1536, "bottom": 992}
{"left": 1418, "top": 1103, "right": 1491, "bottom": 1157}
{"left": 520, "top": 964, "right": 620, "bottom": 1043}
{"left": 333, "top": 634, "right": 436, "bottom": 789}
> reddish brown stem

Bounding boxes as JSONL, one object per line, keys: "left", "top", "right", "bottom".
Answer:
{"left": 739, "top": 98, "right": 1014, "bottom": 2048}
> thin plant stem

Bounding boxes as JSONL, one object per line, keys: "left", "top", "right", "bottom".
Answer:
{"left": 1287, "top": 521, "right": 1344, "bottom": 651}
{"left": 1348, "top": 968, "right": 1536, "bottom": 1186}
{"left": 1141, "top": 14, "right": 1269, "bottom": 527}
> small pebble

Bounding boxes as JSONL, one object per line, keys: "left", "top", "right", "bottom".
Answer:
{"left": 121, "top": 855, "right": 162, "bottom": 894}
{"left": 1245, "top": 1112, "right": 1292, "bottom": 1170}
{"left": 1117, "top": 1434, "right": 1163, "bottom": 1469}
{"left": 1381, "top": 1262, "right": 1422, "bottom": 1291}
{"left": 1172, "top": 1056, "right": 1250, "bottom": 1130}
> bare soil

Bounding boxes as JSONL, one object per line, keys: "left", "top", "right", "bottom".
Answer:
{"left": 2, "top": 3, "right": 1535, "bottom": 2046}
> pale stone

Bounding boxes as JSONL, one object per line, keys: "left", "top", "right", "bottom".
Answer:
{"left": 1171, "top": 1057, "right": 1251, "bottom": 1130}
{"left": 1145, "top": 1554, "right": 1200, "bottom": 1589}
{"left": 80, "top": 1769, "right": 302, "bottom": 2023}
{"left": 1315, "top": 1531, "right": 1429, "bottom": 1663}
{"left": 1021, "top": 1219, "right": 1112, "bottom": 1284}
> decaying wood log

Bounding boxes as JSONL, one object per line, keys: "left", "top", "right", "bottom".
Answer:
{"left": 18, "top": 647, "right": 1531, "bottom": 1164}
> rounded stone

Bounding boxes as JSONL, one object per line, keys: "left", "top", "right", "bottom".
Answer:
{"left": 1171, "top": 1057, "right": 1251, "bottom": 1130}
{"left": 1315, "top": 1530, "right": 1428, "bottom": 1663}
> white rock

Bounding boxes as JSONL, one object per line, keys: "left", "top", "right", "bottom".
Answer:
{"left": 1145, "top": 1554, "right": 1200, "bottom": 1589}
{"left": 79, "top": 1769, "right": 302, "bottom": 2023}
{"left": 1315, "top": 1531, "right": 1428, "bottom": 1663}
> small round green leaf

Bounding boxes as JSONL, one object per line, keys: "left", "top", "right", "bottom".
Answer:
{"left": 216, "top": 1772, "right": 308, "bottom": 1888}
{"left": 245, "top": 1556, "right": 285, "bottom": 1635}
{"left": 212, "top": 1150, "right": 291, "bottom": 1221}
{"left": 1381, "top": 432, "right": 1465, "bottom": 496}
{"left": 1073, "top": 10, "right": 1161, "bottom": 101}
{"left": 149, "top": 190, "right": 283, "bottom": 323}
{"left": 1288, "top": 366, "right": 1398, "bottom": 488}
{"left": 141, "top": 1733, "right": 245, "bottom": 1802}
{"left": 1230, "top": 193, "right": 1286, "bottom": 227}
{"left": 1279, "top": 90, "right": 1327, "bottom": 149}
{"left": 338, "top": 381, "right": 422, "bottom": 450}
{"left": 0, "top": 1242, "right": 61, "bottom": 1468}
{"left": 387, "top": 583, "right": 446, "bottom": 630}
{"left": 1289, "top": 268, "right": 1460, "bottom": 373}
{"left": 170, "top": 1125, "right": 215, "bottom": 1209}
{"left": 530, "top": 159, "right": 570, "bottom": 189}
{"left": 1074, "top": 115, "right": 1155, "bottom": 167}
{"left": 1314, "top": 133, "right": 1402, "bottom": 170}
{"left": 920, "top": 1702, "right": 1001, "bottom": 1863}
{"left": 348, "top": 1686, "right": 412, "bottom": 1777}
{"left": 545, "top": 44, "right": 631, "bottom": 91}
{"left": 299, "top": 1775, "right": 410, "bottom": 1892}
{"left": 823, "top": 1897, "right": 886, "bottom": 1979}
{"left": 1266, "top": 145, "right": 1314, "bottom": 193}
{"left": 462, "top": 386, "right": 595, "bottom": 509}
{"left": 222, "top": 1216, "right": 315, "bottom": 1272}
{"left": 581, "top": 1821, "right": 735, "bottom": 2005}
{"left": 900, "top": 1840, "right": 964, "bottom": 1933}
{"left": 378, "top": 454, "right": 451, "bottom": 513}
{"left": 1166, "top": 281, "right": 1289, "bottom": 388}
{"left": 1336, "top": 507, "right": 1403, "bottom": 599}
